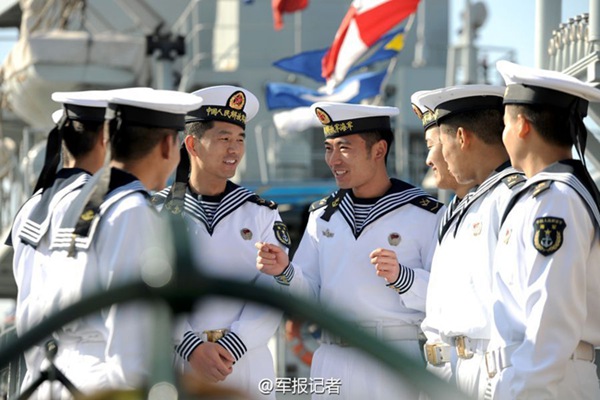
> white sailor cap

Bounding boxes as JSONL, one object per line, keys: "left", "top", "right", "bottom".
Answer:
{"left": 105, "top": 88, "right": 204, "bottom": 131}
{"left": 186, "top": 85, "right": 259, "bottom": 128}
{"left": 310, "top": 102, "right": 399, "bottom": 138}
{"left": 416, "top": 85, "right": 505, "bottom": 124}
{"left": 497, "top": 60, "right": 600, "bottom": 109}
{"left": 51, "top": 90, "right": 111, "bottom": 123}
{"left": 410, "top": 90, "right": 437, "bottom": 130}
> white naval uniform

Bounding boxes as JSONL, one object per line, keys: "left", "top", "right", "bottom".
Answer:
{"left": 8, "top": 168, "right": 91, "bottom": 395}
{"left": 421, "top": 164, "right": 525, "bottom": 398}
{"left": 25, "top": 168, "right": 167, "bottom": 399}
{"left": 152, "top": 181, "right": 286, "bottom": 400}
{"left": 486, "top": 160, "right": 600, "bottom": 400}
{"left": 279, "top": 179, "right": 443, "bottom": 400}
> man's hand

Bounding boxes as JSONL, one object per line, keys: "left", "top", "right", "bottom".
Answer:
{"left": 369, "top": 248, "right": 400, "bottom": 284}
{"left": 255, "top": 242, "right": 290, "bottom": 276}
{"left": 188, "top": 342, "right": 235, "bottom": 383}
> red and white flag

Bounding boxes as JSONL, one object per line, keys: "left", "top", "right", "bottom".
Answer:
{"left": 322, "top": 0, "right": 420, "bottom": 86}
{"left": 272, "top": 0, "right": 309, "bottom": 31}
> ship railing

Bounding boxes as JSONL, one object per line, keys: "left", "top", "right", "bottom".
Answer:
{"left": 0, "top": 217, "right": 470, "bottom": 400}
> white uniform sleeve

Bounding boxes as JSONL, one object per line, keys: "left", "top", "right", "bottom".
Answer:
{"left": 281, "top": 211, "right": 321, "bottom": 301}
{"left": 221, "top": 211, "right": 285, "bottom": 359}
{"left": 395, "top": 206, "right": 443, "bottom": 312}
{"left": 506, "top": 194, "right": 592, "bottom": 398}
{"left": 96, "top": 200, "right": 170, "bottom": 388}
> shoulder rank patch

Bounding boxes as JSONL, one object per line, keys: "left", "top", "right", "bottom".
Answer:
{"left": 273, "top": 221, "right": 291, "bottom": 248}
{"left": 309, "top": 196, "right": 329, "bottom": 212}
{"left": 410, "top": 197, "right": 443, "bottom": 214}
{"left": 533, "top": 217, "right": 566, "bottom": 256}
{"left": 320, "top": 189, "right": 348, "bottom": 221}
{"left": 532, "top": 181, "right": 553, "bottom": 197}
{"left": 149, "top": 194, "right": 166, "bottom": 206}
{"left": 250, "top": 196, "right": 278, "bottom": 210}
{"left": 502, "top": 173, "right": 526, "bottom": 189}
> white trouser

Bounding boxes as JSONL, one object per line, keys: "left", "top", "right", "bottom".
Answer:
{"left": 24, "top": 341, "right": 110, "bottom": 400}
{"left": 454, "top": 337, "right": 489, "bottom": 398}
{"left": 456, "top": 353, "right": 487, "bottom": 398}
{"left": 174, "top": 344, "right": 276, "bottom": 400}
{"left": 484, "top": 359, "right": 599, "bottom": 400}
{"left": 311, "top": 339, "right": 423, "bottom": 400}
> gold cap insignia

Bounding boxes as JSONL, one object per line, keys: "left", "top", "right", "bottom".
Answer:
{"left": 411, "top": 103, "right": 423, "bottom": 119}
{"left": 315, "top": 107, "right": 331, "bottom": 125}
{"left": 241, "top": 228, "right": 253, "bottom": 240}
{"left": 421, "top": 111, "right": 435, "bottom": 127}
{"left": 228, "top": 91, "right": 246, "bottom": 111}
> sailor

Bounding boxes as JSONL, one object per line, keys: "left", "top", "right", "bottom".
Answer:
{"left": 484, "top": 60, "right": 600, "bottom": 400}
{"left": 415, "top": 85, "right": 525, "bottom": 399}
{"left": 28, "top": 87, "right": 202, "bottom": 399}
{"left": 409, "top": 90, "right": 474, "bottom": 385}
{"left": 256, "top": 101, "right": 443, "bottom": 399}
{"left": 6, "top": 90, "right": 109, "bottom": 396}
{"left": 151, "top": 85, "right": 286, "bottom": 400}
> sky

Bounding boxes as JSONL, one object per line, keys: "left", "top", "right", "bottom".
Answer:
{"left": 449, "top": 0, "right": 591, "bottom": 69}
{"left": 0, "top": 0, "right": 592, "bottom": 69}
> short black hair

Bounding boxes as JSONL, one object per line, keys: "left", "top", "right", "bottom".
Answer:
{"left": 359, "top": 129, "right": 394, "bottom": 164}
{"left": 185, "top": 120, "right": 215, "bottom": 139}
{"left": 440, "top": 108, "right": 504, "bottom": 145}
{"left": 62, "top": 120, "right": 104, "bottom": 158}
{"left": 109, "top": 121, "right": 177, "bottom": 162}
{"left": 507, "top": 104, "right": 573, "bottom": 147}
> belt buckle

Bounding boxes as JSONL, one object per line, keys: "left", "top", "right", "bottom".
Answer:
{"left": 485, "top": 351, "right": 497, "bottom": 379}
{"left": 455, "top": 336, "right": 474, "bottom": 359}
{"left": 203, "top": 329, "right": 229, "bottom": 343}
{"left": 424, "top": 343, "right": 441, "bottom": 366}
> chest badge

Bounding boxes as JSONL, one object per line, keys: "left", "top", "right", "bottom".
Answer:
{"left": 240, "top": 228, "right": 253, "bottom": 240}
{"left": 388, "top": 232, "right": 401, "bottom": 246}
{"left": 503, "top": 228, "right": 512, "bottom": 244}
{"left": 322, "top": 229, "right": 334, "bottom": 238}
{"left": 472, "top": 221, "right": 482, "bottom": 236}
{"left": 533, "top": 217, "right": 566, "bottom": 256}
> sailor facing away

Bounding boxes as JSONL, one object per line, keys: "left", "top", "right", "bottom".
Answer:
{"left": 26, "top": 87, "right": 202, "bottom": 399}
{"left": 7, "top": 90, "right": 109, "bottom": 396}
{"left": 484, "top": 60, "right": 600, "bottom": 400}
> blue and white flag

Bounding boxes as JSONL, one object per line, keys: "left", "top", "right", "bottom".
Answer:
{"left": 265, "top": 69, "right": 387, "bottom": 110}
{"left": 272, "top": 27, "right": 404, "bottom": 83}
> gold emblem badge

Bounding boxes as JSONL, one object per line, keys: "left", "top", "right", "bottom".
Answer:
{"left": 80, "top": 209, "right": 95, "bottom": 222}
{"left": 388, "top": 232, "right": 401, "bottom": 246}
{"left": 533, "top": 217, "right": 566, "bottom": 256}
{"left": 322, "top": 229, "right": 334, "bottom": 238}
{"left": 331, "top": 197, "right": 341, "bottom": 207}
{"left": 472, "top": 221, "right": 482, "bottom": 236}
{"left": 273, "top": 221, "right": 291, "bottom": 247}
{"left": 241, "top": 228, "right": 253, "bottom": 240}
{"left": 228, "top": 91, "right": 246, "bottom": 110}
{"left": 411, "top": 103, "right": 423, "bottom": 119}
{"left": 315, "top": 107, "right": 332, "bottom": 125}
